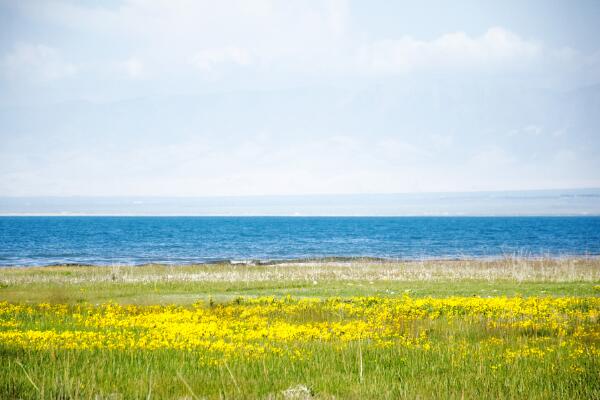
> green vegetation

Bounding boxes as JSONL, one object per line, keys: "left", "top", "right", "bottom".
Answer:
{"left": 0, "top": 259, "right": 598, "bottom": 399}
{"left": 1, "top": 258, "right": 598, "bottom": 304}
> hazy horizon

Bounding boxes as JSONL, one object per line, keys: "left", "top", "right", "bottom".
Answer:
{"left": 2, "top": 188, "right": 599, "bottom": 216}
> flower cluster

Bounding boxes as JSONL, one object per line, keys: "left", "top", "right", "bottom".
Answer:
{"left": 0, "top": 296, "right": 597, "bottom": 365}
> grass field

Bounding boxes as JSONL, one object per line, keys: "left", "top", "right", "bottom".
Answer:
{"left": 1, "top": 258, "right": 599, "bottom": 399}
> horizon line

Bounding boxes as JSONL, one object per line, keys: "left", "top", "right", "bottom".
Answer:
{"left": 2, "top": 213, "right": 599, "bottom": 217}
{"left": 1, "top": 187, "right": 599, "bottom": 199}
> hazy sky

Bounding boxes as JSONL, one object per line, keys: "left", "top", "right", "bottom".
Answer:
{"left": 1, "top": 0, "right": 599, "bottom": 196}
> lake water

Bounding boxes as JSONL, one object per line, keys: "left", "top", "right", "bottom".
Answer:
{"left": 1, "top": 216, "right": 599, "bottom": 266}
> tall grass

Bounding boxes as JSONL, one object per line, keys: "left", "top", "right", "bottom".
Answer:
{"left": 3, "top": 343, "right": 597, "bottom": 399}
{"left": 2, "top": 258, "right": 599, "bottom": 286}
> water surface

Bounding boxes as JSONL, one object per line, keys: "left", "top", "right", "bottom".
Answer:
{"left": 1, "top": 217, "right": 599, "bottom": 266}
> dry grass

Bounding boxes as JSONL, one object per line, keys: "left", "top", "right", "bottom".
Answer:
{"left": 1, "top": 258, "right": 598, "bottom": 286}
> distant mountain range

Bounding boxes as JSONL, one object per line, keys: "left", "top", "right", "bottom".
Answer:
{"left": 1, "top": 188, "right": 599, "bottom": 216}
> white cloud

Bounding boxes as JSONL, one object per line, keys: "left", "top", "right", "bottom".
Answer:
{"left": 357, "top": 27, "right": 541, "bottom": 73}
{"left": 470, "top": 146, "right": 515, "bottom": 166}
{"left": 3, "top": 0, "right": 599, "bottom": 89}
{"left": 1, "top": 43, "right": 77, "bottom": 82}
{"left": 9, "top": 0, "right": 359, "bottom": 84}
{"left": 430, "top": 134, "right": 454, "bottom": 150}
{"left": 375, "top": 138, "right": 431, "bottom": 163}
{"left": 554, "top": 149, "right": 577, "bottom": 163}
{"left": 120, "top": 57, "right": 146, "bottom": 79}
{"left": 10, "top": 2, "right": 595, "bottom": 83}
{"left": 507, "top": 125, "right": 545, "bottom": 138}
{"left": 326, "top": 0, "right": 348, "bottom": 37}
{"left": 191, "top": 47, "right": 251, "bottom": 72}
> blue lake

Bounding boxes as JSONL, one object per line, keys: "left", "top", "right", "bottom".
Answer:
{"left": 1, "top": 216, "right": 599, "bottom": 266}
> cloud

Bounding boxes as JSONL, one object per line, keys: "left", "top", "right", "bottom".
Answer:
{"left": 7, "top": 0, "right": 358, "bottom": 82}
{"left": 375, "top": 137, "right": 431, "bottom": 164}
{"left": 7, "top": 1, "right": 596, "bottom": 84}
{"left": 1, "top": 43, "right": 77, "bottom": 82}
{"left": 120, "top": 57, "right": 146, "bottom": 79}
{"left": 554, "top": 149, "right": 577, "bottom": 163}
{"left": 507, "top": 125, "right": 544, "bottom": 137}
{"left": 469, "top": 146, "right": 515, "bottom": 167}
{"left": 192, "top": 47, "right": 251, "bottom": 72}
{"left": 357, "top": 27, "right": 541, "bottom": 74}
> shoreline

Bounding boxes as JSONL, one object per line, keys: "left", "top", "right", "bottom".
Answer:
{"left": 2, "top": 254, "right": 600, "bottom": 269}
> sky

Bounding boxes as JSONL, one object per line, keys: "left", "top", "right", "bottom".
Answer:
{"left": 1, "top": 0, "right": 599, "bottom": 197}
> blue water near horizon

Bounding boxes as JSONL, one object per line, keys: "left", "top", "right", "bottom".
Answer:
{"left": 1, "top": 216, "right": 600, "bottom": 266}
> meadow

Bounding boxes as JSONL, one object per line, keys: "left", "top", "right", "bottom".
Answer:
{"left": 1, "top": 258, "right": 599, "bottom": 399}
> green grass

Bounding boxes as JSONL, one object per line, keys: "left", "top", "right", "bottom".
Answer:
{"left": 0, "top": 279, "right": 597, "bottom": 305}
{"left": 1, "top": 258, "right": 598, "bottom": 304}
{"left": 3, "top": 342, "right": 597, "bottom": 399}
{"left": 1, "top": 259, "right": 599, "bottom": 399}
